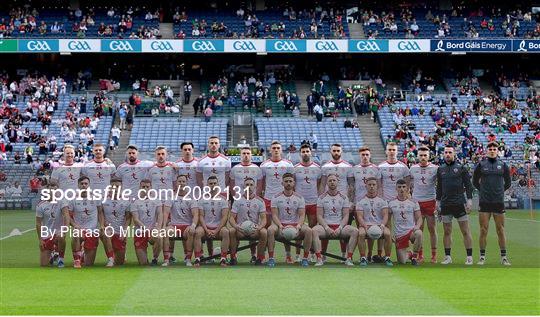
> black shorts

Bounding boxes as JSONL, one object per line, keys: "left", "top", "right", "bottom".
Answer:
{"left": 479, "top": 202, "right": 505, "bottom": 214}
{"left": 441, "top": 204, "right": 467, "bottom": 219}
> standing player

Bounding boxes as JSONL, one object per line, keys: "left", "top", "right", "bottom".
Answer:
{"left": 174, "top": 142, "right": 199, "bottom": 263}
{"left": 355, "top": 177, "right": 393, "bottom": 267}
{"left": 409, "top": 146, "right": 438, "bottom": 263}
{"left": 312, "top": 174, "right": 358, "bottom": 266}
{"left": 229, "top": 178, "right": 267, "bottom": 265}
{"left": 130, "top": 179, "right": 163, "bottom": 266}
{"left": 267, "top": 173, "right": 312, "bottom": 267}
{"left": 114, "top": 145, "right": 154, "bottom": 200}
{"left": 162, "top": 174, "right": 199, "bottom": 267}
{"left": 320, "top": 143, "right": 353, "bottom": 260}
{"left": 388, "top": 180, "right": 423, "bottom": 265}
{"left": 472, "top": 142, "right": 512, "bottom": 266}
{"left": 260, "top": 141, "right": 294, "bottom": 229}
{"left": 436, "top": 145, "right": 474, "bottom": 265}
{"left": 50, "top": 145, "right": 83, "bottom": 191}
{"left": 101, "top": 178, "right": 131, "bottom": 267}
{"left": 194, "top": 176, "right": 230, "bottom": 267}
{"left": 379, "top": 142, "right": 410, "bottom": 202}
{"left": 61, "top": 176, "right": 104, "bottom": 268}
{"left": 146, "top": 146, "right": 177, "bottom": 226}
{"left": 36, "top": 181, "right": 66, "bottom": 267}
{"left": 196, "top": 136, "right": 231, "bottom": 190}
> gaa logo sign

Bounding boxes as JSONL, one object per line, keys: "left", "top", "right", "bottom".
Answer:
{"left": 274, "top": 41, "right": 298, "bottom": 51}
{"left": 356, "top": 40, "right": 381, "bottom": 51}
{"left": 67, "top": 41, "right": 92, "bottom": 51}
{"left": 192, "top": 41, "right": 216, "bottom": 51}
{"left": 150, "top": 41, "right": 174, "bottom": 51}
{"left": 397, "top": 41, "right": 421, "bottom": 51}
{"left": 232, "top": 41, "right": 256, "bottom": 51}
{"left": 27, "top": 40, "right": 51, "bottom": 51}
{"left": 314, "top": 41, "right": 339, "bottom": 51}
{"left": 109, "top": 41, "right": 134, "bottom": 51}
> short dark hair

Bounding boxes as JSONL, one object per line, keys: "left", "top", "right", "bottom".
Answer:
{"left": 177, "top": 174, "right": 188, "bottom": 180}
{"left": 126, "top": 144, "right": 139, "bottom": 151}
{"left": 78, "top": 176, "right": 90, "bottom": 184}
{"left": 358, "top": 146, "right": 370, "bottom": 152}
{"left": 180, "top": 142, "right": 194, "bottom": 150}
{"left": 240, "top": 147, "right": 251, "bottom": 152}
{"left": 110, "top": 177, "right": 122, "bottom": 184}
{"left": 331, "top": 143, "right": 342, "bottom": 148}
{"left": 487, "top": 141, "right": 499, "bottom": 149}
{"left": 207, "top": 175, "right": 218, "bottom": 182}
{"left": 282, "top": 173, "right": 294, "bottom": 180}
{"left": 396, "top": 179, "right": 408, "bottom": 186}
{"left": 365, "top": 177, "right": 378, "bottom": 183}
{"left": 300, "top": 143, "right": 312, "bottom": 150}
{"left": 418, "top": 146, "right": 430, "bottom": 152}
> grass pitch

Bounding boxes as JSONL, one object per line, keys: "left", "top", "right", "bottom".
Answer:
{"left": 1, "top": 209, "right": 539, "bottom": 315}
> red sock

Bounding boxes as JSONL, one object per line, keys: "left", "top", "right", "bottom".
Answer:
{"left": 412, "top": 252, "right": 418, "bottom": 259}
{"left": 360, "top": 252, "right": 366, "bottom": 258}
{"left": 72, "top": 252, "right": 79, "bottom": 261}
{"left": 303, "top": 250, "right": 309, "bottom": 258}
{"left": 347, "top": 252, "right": 353, "bottom": 259}
{"left": 231, "top": 252, "right": 237, "bottom": 259}
{"left": 367, "top": 250, "right": 372, "bottom": 258}
{"left": 321, "top": 240, "right": 329, "bottom": 253}
{"left": 220, "top": 251, "right": 227, "bottom": 259}
{"left": 315, "top": 252, "right": 322, "bottom": 259}
{"left": 418, "top": 249, "right": 423, "bottom": 258}
{"left": 257, "top": 254, "right": 265, "bottom": 261}
{"left": 185, "top": 250, "right": 193, "bottom": 260}
{"left": 431, "top": 248, "right": 437, "bottom": 257}
{"left": 195, "top": 251, "right": 202, "bottom": 258}
{"left": 385, "top": 252, "right": 391, "bottom": 258}
{"left": 269, "top": 251, "right": 274, "bottom": 258}
{"left": 106, "top": 250, "right": 114, "bottom": 258}
{"left": 340, "top": 240, "right": 347, "bottom": 253}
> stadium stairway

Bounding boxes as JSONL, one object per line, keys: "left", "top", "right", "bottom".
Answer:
{"left": 348, "top": 23, "right": 365, "bottom": 39}
{"left": 479, "top": 78, "right": 497, "bottom": 96}
{"left": 181, "top": 81, "right": 201, "bottom": 117}
{"left": 295, "top": 80, "right": 314, "bottom": 116}
{"left": 356, "top": 115, "right": 386, "bottom": 162}
{"left": 160, "top": 23, "right": 174, "bottom": 39}
{"left": 232, "top": 124, "right": 254, "bottom": 146}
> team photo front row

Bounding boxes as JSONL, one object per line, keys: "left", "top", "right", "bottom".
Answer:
{"left": 35, "top": 138, "right": 512, "bottom": 269}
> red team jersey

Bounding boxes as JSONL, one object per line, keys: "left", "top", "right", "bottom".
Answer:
{"left": 378, "top": 161, "right": 410, "bottom": 201}
{"left": 271, "top": 192, "right": 306, "bottom": 225}
{"left": 231, "top": 196, "right": 266, "bottom": 224}
{"left": 356, "top": 196, "right": 388, "bottom": 226}
{"left": 409, "top": 163, "right": 438, "bottom": 202}
{"left": 317, "top": 192, "right": 350, "bottom": 225}
{"left": 176, "top": 158, "right": 199, "bottom": 189}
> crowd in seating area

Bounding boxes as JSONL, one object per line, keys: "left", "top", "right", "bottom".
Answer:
{"left": 358, "top": 5, "right": 539, "bottom": 39}
{"left": 0, "top": 6, "right": 160, "bottom": 38}
{"left": 174, "top": 4, "right": 348, "bottom": 39}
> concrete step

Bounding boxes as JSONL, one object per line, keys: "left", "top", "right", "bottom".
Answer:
{"left": 348, "top": 23, "right": 365, "bottom": 39}
{"left": 109, "top": 128, "right": 132, "bottom": 166}
{"left": 159, "top": 22, "right": 174, "bottom": 39}
{"left": 232, "top": 125, "right": 253, "bottom": 145}
{"left": 295, "top": 80, "right": 313, "bottom": 116}
{"left": 181, "top": 81, "right": 200, "bottom": 117}
{"left": 356, "top": 115, "right": 386, "bottom": 163}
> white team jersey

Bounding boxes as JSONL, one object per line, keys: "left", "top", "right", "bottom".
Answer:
{"left": 351, "top": 163, "right": 381, "bottom": 201}
{"left": 82, "top": 160, "right": 116, "bottom": 191}
{"left": 378, "top": 161, "right": 410, "bottom": 201}
{"left": 36, "top": 201, "right": 63, "bottom": 237}
{"left": 410, "top": 163, "right": 438, "bottom": 202}
{"left": 199, "top": 196, "right": 228, "bottom": 228}
{"left": 130, "top": 199, "right": 161, "bottom": 229}
{"left": 176, "top": 158, "right": 199, "bottom": 188}
{"left": 356, "top": 196, "right": 388, "bottom": 226}
{"left": 388, "top": 198, "right": 420, "bottom": 238}
{"left": 294, "top": 162, "right": 322, "bottom": 205}
{"left": 146, "top": 162, "right": 177, "bottom": 190}
{"left": 63, "top": 199, "right": 102, "bottom": 230}
{"left": 50, "top": 162, "right": 84, "bottom": 190}
{"left": 197, "top": 154, "right": 231, "bottom": 189}
{"left": 170, "top": 195, "right": 198, "bottom": 225}
{"left": 230, "top": 163, "right": 263, "bottom": 192}
{"left": 102, "top": 200, "right": 130, "bottom": 232}
{"left": 317, "top": 191, "right": 350, "bottom": 225}
{"left": 271, "top": 192, "right": 306, "bottom": 224}
{"left": 261, "top": 159, "right": 294, "bottom": 200}
{"left": 114, "top": 160, "right": 154, "bottom": 198}
{"left": 322, "top": 160, "right": 353, "bottom": 196}
{"left": 231, "top": 196, "right": 266, "bottom": 224}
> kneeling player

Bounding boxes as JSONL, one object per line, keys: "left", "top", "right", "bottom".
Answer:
{"left": 130, "top": 179, "right": 163, "bottom": 266}
{"left": 194, "top": 176, "right": 230, "bottom": 267}
{"left": 267, "top": 173, "right": 312, "bottom": 267}
{"left": 229, "top": 177, "right": 267, "bottom": 265}
{"left": 102, "top": 178, "right": 131, "bottom": 266}
{"left": 355, "top": 177, "right": 393, "bottom": 267}
{"left": 389, "top": 180, "right": 423, "bottom": 265}
{"left": 62, "top": 176, "right": 104, "bottom": 268}
{"left": 312, "top": 174, "right": 358, "bottom": 266}
{"left": 36, "top": 181, "right": 66, "bottom": 267}
{"left": 162, "top": 174, "right": 199, "bottom": 267}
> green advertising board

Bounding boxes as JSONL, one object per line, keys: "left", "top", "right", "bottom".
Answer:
{"left": 0, "top": 39, "right": 17, "bottom": 52}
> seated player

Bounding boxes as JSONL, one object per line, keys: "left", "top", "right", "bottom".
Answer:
{"left": 267, "top": 173, "right": 312, "bottom": 267}
{"left": 101, "top": 178, "right": 131, "bottom": 267}
{"left": 312, "top": 174, "right": 358, "bottom": 266}
{"left": 229, "top": 177, "right": 268, "bottom": 265}
{"left": 355, "top": 177, "right": 394, "bottom": 267}
{"left": 35, "top": 180, "right": 66, "bottom": 267}
{"left": 130, "top": 179, "right": 163, "bottom": 266}
{"left": 162, "top": 174, "right": 199, "bottom": 267}
{"left": 61, "top": 176, "right": 104, "bottom": 268}
{"left": 388, "top": 180, "right": 423, "bottom": 265}
{"left": 194, "top": 176, "right": 230, "bottom": 267}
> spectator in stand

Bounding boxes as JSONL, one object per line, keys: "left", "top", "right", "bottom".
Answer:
{"left": 6, "top": 181, "right": 22, "bottom": 198}
{"left": 29, "top": 176, "right": 41, "bottom": 193}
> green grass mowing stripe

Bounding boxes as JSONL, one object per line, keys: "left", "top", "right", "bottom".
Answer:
{"left": 112, "top": 267, "right": 460, "bottom": 315}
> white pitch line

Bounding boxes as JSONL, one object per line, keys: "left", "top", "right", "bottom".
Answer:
{"left": 0, "top": 228, "right": 34, "bottom": 240}
{"left": 505, "top": 217, "right": 540, "bottom": 223}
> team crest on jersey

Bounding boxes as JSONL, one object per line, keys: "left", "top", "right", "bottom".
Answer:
{"left": 453, "top": 168, "right": 458, "bottom": 173}
{"left": 497, "top": 165, "right": 502, "bottom": 170}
